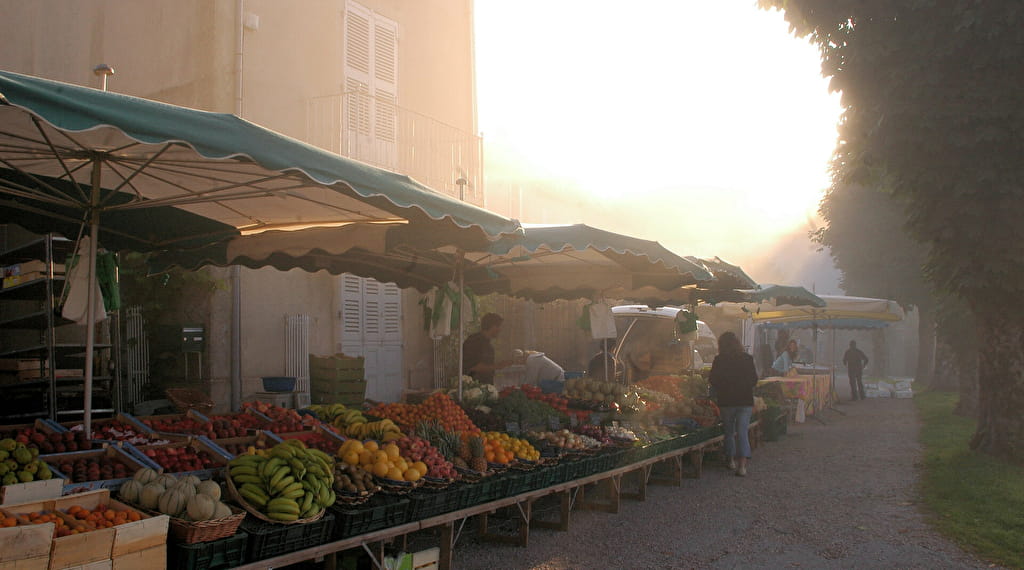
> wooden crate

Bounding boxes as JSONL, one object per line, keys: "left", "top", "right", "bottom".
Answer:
{"left": 310, "top": 378, "right": 367, "bottom": 406}
{"left": 0, "top": 521, "right": 54, "bottom": 569}
{"left": 5, "top": 489, "right": 166, "bottom": 569}
{"left": 110, "top": 544, "right": 164, "bottom": 570}
{"left": 0, "top": 478, "right": 65, "bottom": 506}
{"left": 42, "top": 446, "right": 158, "bottom": 495}
{"left": 309, "top": 354, "right": 365, "bottom": 376}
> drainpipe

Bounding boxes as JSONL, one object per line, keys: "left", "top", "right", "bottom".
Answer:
{"left": 230, "top": 0, "right": 245, "bottom": 411}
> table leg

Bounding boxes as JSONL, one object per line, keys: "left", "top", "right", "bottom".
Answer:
{"left": 439, "top": 522, "right": 454, "bottom": 570}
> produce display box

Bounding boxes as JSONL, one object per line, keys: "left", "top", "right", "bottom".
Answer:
{"left": 57, "top": 413, "right": 168, "bottom": 445}
{"left": 310, "top": 378, "right": 367, "bottom": 407}
{"left": 559, "top": 456, "right": 591, "bottom": 482}
{"left": 460, "top": 475, "right": 511, "bottom": 508}
{"left": 3, "top": 488, "right": 169, "bottom": 569}
{"left": 309, "top": 354, "right": 365, "bottom": 376}
{"left": 167, "top": 531, "right": 248, "bottom": 570}
{"left": 130, "top": 437, "right": 231, "bottom": 480}
{"left": 505, "top": 470, "right": 546, "bottom": 496}
{"left": 584, "top": 450, "right": 621, "bottom": 476}
{"left": 112, "top": 544, "right": 165, "bottom": 570}
{"left": 240, "top": 511, "right": 335, "bottom": 562}
{"left": 43, "top": 445, "right": 161, "bottom": 495}
{"left": 406, "top": 484, "right": 466, "bottom": 520}
{"left": 272, "top": 424, "right": 346, "bottom": 453}
{"left": 0, "top": 520, "right": 54, "bottom": 569}
{"left": 0, "top": 477, "right": 65, "bottom": 507}
{"left": 331, "top": 495, "right": 408, "bottom": 540}
{"left": 134, "top": 410, "right": 214, "bottom": 437}
{"left": 309, "top": 354, "right": 366, "bottom": 406}
{"left": 206, "top": 431, "right": 281, "bottom": 459}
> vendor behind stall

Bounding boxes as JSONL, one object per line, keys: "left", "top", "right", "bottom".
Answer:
{"left": 462, "top": 313, "right": 512, "bottom": 385}
{"left": 513, "top": 349, "right": 565, "bottom": 385}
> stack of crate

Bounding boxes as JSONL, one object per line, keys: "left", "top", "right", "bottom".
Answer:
{"left": 309, "top": 354, "right": 367, "bottom": 406}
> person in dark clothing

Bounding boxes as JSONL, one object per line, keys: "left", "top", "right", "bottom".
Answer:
{"left": 709, "top": 331, "right": 759, "bottom": 477}
{"left": 843, "top": 340, "right": 869, "bottom": 401}
{"left": 462, "top": 313, "right": 511, "bottom": 385}
{"left": 587, "top": 339, "right": 618, "bottom": 381}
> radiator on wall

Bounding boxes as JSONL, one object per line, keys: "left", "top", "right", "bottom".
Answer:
{"left": 285, "top": 314, "right": 311, "bottom": 408}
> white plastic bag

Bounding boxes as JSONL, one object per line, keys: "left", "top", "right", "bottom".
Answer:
{"left": 588, "top": 302, "right": 617, "bottom": 339}
{"left": 795, "top": 399, "right": 806, "bottom": 423}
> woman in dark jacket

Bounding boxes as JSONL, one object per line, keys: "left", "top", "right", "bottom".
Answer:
{"left": 709, "top": 331, "right": 758, "bottom": 476}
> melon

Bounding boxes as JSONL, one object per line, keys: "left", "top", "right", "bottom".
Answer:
{"left": 171, "top": 480, "right": 197, "bottom": 500}
{"left": 196, "top": 480, "right": 221, "bottom": 501}
{"left": 180, "top": 474, "right": 202, "bottom": 488}
{"left": 119, "top": 479, "right": 144, "bottom": 504}
{"left": 139, "top": 483, "right": 165, "bottom": 510}
{"left": 132, "top": 467, "right": 158, "bottom": 484}
{"left": 186, "top": 494, "right": 215, "bottom": 521}
{"left": 212, "top": 502, "right": 232, "bottom": 520}
{"left": 158, "top": 488, "right": 187, "bottom": 517}
{"left": 156, "top": 474, "right": 178, "bottom": 488}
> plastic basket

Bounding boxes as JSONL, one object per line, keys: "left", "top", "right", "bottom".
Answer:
{"left": 562, "top": 456, "right": 591, "bottom": 481}
{"left": 587, "top": 450, "right": 620, "bottom": 475}
{"left": 460, "top": 474, "right": 511, "bottom": 507}
{"left": 240, "top": 511, "right": 335, "bottom": 561}
{"left": 166, "top": 388, "right": 215, "bottom": 414}
{"left": 261, "top": 376, "right": 296, "bottom": 392}
{"left": 168, "top": 530, "right": 248, "bottom": 570}
{"left": 331, "top": 495, "right": 410, "bottom": 539}
{"left": 407, "top": 484, "right": 465, "bottom": 520}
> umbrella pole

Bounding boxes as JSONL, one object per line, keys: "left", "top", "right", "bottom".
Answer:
{"left": 83, "top": 163, "right": 101, "bottom": 437}
{"left": 457, "top": 252, "right": 465, "bottom": 402}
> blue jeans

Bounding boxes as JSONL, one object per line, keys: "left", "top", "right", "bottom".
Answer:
{"left": 721, "top": 406, "right": 753, "bottom": 459}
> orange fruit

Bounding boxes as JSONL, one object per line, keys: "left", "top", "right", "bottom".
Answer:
{"left": 358, "top": 450, "right": 374, "bottom": 466}
{"left": 387, "top": 467, "right": 404, "bottom": 481}
{"left": 413, "top": 461, "right": 428, "bottom": 476}
{"left": 342, "top": 451, "right": 360, "bottom": 466}
{"left": 372, "top": 462, "right": 390, "bottom": 477}
{"left": 384, "top": 444, "right": 401, "bottom": 459}
{"left": 363, "top": 440, "right": 380, "bottom": 452}
{"left": 373, "top": 450, "right": 390, "bottom": 465}
{"left": 403, "top": 468, "right": 422, "bottom": 482}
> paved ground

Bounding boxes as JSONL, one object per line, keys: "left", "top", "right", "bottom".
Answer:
{"left": 453, "top": 386, "right": 991, "bottom": 569}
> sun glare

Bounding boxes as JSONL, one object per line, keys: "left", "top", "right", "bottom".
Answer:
{"left": 476, "top": 0, "right": 841, "bottom": 251}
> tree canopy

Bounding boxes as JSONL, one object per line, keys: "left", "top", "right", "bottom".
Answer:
{"left": 762, "top": 0, "right": 1024, "bottom": 460}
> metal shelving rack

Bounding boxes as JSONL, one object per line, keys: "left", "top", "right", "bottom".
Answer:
{"left": 0, "top": 234, "right": 117, "bottom": 421}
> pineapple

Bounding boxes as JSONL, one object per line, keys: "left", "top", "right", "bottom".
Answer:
{"left": 440, "top": 430, "right": 462, "bottom": 461}
{"left": 459, "top": 434, "right": 472, "bottom": 463}
{"left": 469, "top": 435, "right": 487, "bottom": 473}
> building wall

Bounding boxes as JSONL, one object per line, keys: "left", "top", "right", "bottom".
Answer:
{"left": 0, "top": 0, "right": 478, "bottom": 410}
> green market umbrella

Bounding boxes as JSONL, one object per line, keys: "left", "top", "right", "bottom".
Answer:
{"left": 0, "top": 70, "right": 521, "bottom": 432}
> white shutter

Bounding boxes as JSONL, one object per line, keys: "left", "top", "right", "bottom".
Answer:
{"left": 339, "top": 274, "right": 364, "bottom": 356}
{"left": 344, "top": 1, "right": 398, "bottom": 168}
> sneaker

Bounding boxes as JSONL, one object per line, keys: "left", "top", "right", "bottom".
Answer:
{"left": 728, "top": 459, "right": 737, "bottom": 470}
{"left": 735, "top": 466, "right": 747, "bottom": 477}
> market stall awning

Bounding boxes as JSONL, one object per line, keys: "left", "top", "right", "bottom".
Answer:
{"left": 0, "top": 70, "right": 522, "bottom": 245}
{"left": 750, "top": 295, "right": 904, "bottom": 327}
{"left": 689, "top": 256, "right": 758, "bottom": 290}
{"left": 465, "top": 223, "right": 712, "bottom": 301}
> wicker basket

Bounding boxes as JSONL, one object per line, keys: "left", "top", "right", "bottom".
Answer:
{"left": 373, "top": 475, "right": 423, "bottom": 495}
{"left": 168, "top": 505, "right": 247, "bottom": 544}
{"left": 226, "top": 475, "right": 325, "bottom": 525}
{"left": 166, "top": 388, "right": 215, "bottom": 414}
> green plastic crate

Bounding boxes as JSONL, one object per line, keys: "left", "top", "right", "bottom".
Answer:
{"left": 168, "top": 531, "right": 248, "bottom": 570}
{"left": 241, "top": 512, "right": 334, "bottom": 562}
{"left": 331, "top": 495, "right": 410, "bottom": 539}
{"left": 407, "top": 484, "right": 466, "bottom": 520}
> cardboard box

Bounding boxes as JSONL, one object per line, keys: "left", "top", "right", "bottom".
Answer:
{"left": 2, "top": 273, "right": 45, "bottom": 289}
{"left": 0, "top": 521, "right": 54, "bottom": 569}
{"left": 12, "top": 262, "right": 64, "bottom": 276}
{"left": 17, "top": 370, "right": 83, "bottom": 381}
{"left": 0, "top": 360, "right": 43, "bottom": 372}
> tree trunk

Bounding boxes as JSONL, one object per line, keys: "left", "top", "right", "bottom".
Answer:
{"left": 915, "top": 305, "right": 936, "bottom": 386}
{"left": 931, "top": 337, "right": 959, "bottom": 391}
{"left": 969, "top": 311, "right": 1024, "bottom": 462}
{"left": 954, "top": 348, "right": 979, "bottom": 418}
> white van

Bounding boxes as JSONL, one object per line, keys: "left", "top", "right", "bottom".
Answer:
{"left": 607, "top": 305, "right": 717, "bottom": 383}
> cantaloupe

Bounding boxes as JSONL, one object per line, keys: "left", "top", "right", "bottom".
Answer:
{"left": 132, "top": 467, "right": 158, "bottom": 484}
{"left": 139, "top": 483, "right": 165, "bottom": 510}
{"left": 119, "top": 479, "right": 144, "bottom": 503}
{"left": 155, "top": 474, "right": 177, "bottom": 488}
{"left": 180, "top": 474, "right": 201, "bottom": 488}
{"left": 196, "top": 480, "right": 221, "bottom": 501}
{"left": 171, "top": 480, "right": 197, "bottom": 500}
{"left": 159, "top": 488, "right": 187, "bottom": 516}
{"left": 186, "top": 494, "right": 215, "bottom": 521}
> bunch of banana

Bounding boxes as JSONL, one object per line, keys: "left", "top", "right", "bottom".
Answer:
{"left": 344, "top": 419, "right": 402, "bottom": 442}
{"left": 227, "top": 440, "right": 337, "bottom": 522}
{"left": 330, "top": 407, "right": 369, "bottom": 431}
{"left": 308, "top": 403, "right": 351, "bottom": 424}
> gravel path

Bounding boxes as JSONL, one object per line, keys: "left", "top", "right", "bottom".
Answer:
{"left": 453, "top": 390, "right": 990, "bottom": 569}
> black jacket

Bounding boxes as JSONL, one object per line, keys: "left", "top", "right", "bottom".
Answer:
{"left": 709, "top": 352, "right": 759, "bottom": 407}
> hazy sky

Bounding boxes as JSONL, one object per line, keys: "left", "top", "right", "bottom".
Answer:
{"left": 475, "top": 0, "right": 843, "bottom": 288}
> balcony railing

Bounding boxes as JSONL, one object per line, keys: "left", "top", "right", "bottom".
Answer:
{"left": 308, "top": 92, "right": 483, "bottom": 206}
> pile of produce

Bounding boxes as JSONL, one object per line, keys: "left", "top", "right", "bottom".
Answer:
{"left": 242, "top": 402, "right": 309, "bottom": 433}
{"left": 276, "top": 431, "right": 343, "bottom": 454}
{"left": 13, "top": 504, "right": 143, "bottom": 537}
{"left": 370, "top": 393, "right": 479, "bottom": 434}
{"left": 7, "top": 429, "right": 93, "bottom": 454}
{"left": 394, "top": 435, "right": 457, "bottom": 480}
{"left": 63, "top": 421, "right": 168, "bottom": 445}
{"left": 204, "top": 413, "right": 267, "bottom": 438}
{"left": 458, "top": 405, "right": 505, "bottom": 432}
{"left": 139, "top": 445, "right": 219, "bottom": 473}
{"left": 606, "top": 425, "right": 639, "bottom": 442}
{"left": 484, "top": 431, "right": 540, "bottom": 462}
{"left": 65, "top": 503, "right": 144, "bottom": 528}
{"left": 0, "top": 439, "right": 53, "bottom": 485}
{"left": 451, "top": 434, "right": 488, "bottom": 473}
{"left": 50, "top": 454, "right": 131, "bottom": 483}
{"left": 307, "top": 403, "right": 358, "bottom": 425}
{"left": 140, "top": 416, "right": 210, "bottom": 436}
{"left": 490, "top": 390, "right": 562, "bottom": 430}
{"left": 333, "top": 462, "right": 377, "bottom": 495}
{"left": 636, "top": 375, "right": 686, "bottom": 401}
{"left": 572, "top": 424, "right": 612, "bottom": 446}
{"left": 524, "top": 429, "right": 602, "bottom": 451}
{"left": 227, "top": 440, "right": 336, "bottom": 521}
{"left": 122, "top": 468, "right": 234, "bottom": 522}
{"left": 563, "top": 378, "right": 644, "bottom": 413}
{"left": 343, "top": 418, "right": 403, "bottom": 442}
{"left": 218, "top": 436, "right": 275, "bottom": 458}
{"left": 447, "top": 377, "right": 500, "bottom": 407}
{"left": 499, "top": 384, "right": 570, "bottom": 415}
{"left": 335, "top": 439, "right": 425, "bottom": 484}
